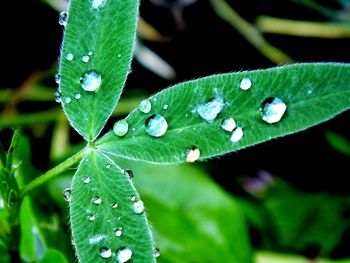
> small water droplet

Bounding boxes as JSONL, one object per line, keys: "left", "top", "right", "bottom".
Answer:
{"left": 118, "top": 54, "right": 122, "bottom": 58}
{"left": 88, "top": 214, "right": 96, "bottom": 221}
{"left": 307, "top": 89, "right": 313, "bottom": 95}
{"left": 88, "top": 51, "right": 93, "bottom": 56}
{"left": 114, "top": 227, "right": 123, "bottom": 237}
{"left": 54, "top": 92, "right": 61, "bottom": 103}
{"left": 145, "top": 114, "right": 168, "bottom": 137}
{"left": 82, "top": 176, "right": 91, "bottom": 184}
{"left": 99, "top": 247, "right": 112, "bottom": 259}
{"left": 90, "top": 0, "right": 107, "bottom": 9}
{"left": 240, "top": 77, "right": 252, "bottom": 91}
{"left": 55, "top": 73, "right": 61, "bottom": 84}
{"left": 58, "top": 11, "right": 68, "bottom": 26}
{"left": 185, "top": 147, "right": 200, "bottom": 162}
{"left": 221, "top": 117, "right": 236, "bottom": 132}
{"left": 162, "top": 104, "right": 169, "bottom": 110}
{"left": 116, "top": 247, "right": 132, "bottom": 263}
{"left": 89, "top": 234, "right": 106, "bottom": 244}
{"left": 230, "top": 127, "right": 244, "bottom": 143}
{"left": 106, "top": 164, "right": 111, "bottom": 169}
{"left": 113, "top": 119, "right": 129, "bottom": 137}
{"left": 138, "top": 99, "right": 152, "bottom": 113}
{"left": 80, "top": 70, "right": 101, "bottom": 92}
{"left": 123, "top": 169, "right": 134, "bottom": 179}
{"left": 196, "top": 95, "right": 225, "bottom": 123}
{"left": 111, "top": 202, "right": 118, "bottom": 209}
{"left": 74, "top": 92, "right": 81, "bottom": 99}
{"left": 260, "top": 97, "right": 287, "bottom": 124}
{"left": 66, "top": 53, "right": 74, "bottom": 61}
{"left": 64, "top": 97, "right": 71, "bottom": 104}
{"left": 92, "top": 196, "right": 102, "bottom": 205}
{"left": 63, "top": 188, "right": 71, "bottom": 202}
{"left": 82, "top": 55, "right": 90, "bottom": 63}
{"left": 153, "top": 247, "right": 160, "bottom": 258}
{"left": 132, "top": 198, "right": 144, "bottom": 214}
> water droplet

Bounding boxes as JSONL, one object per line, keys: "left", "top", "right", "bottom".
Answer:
{"left": 90, "top": 0, "right": 107, "bottom": 9}
{"left": 185, "top": 147, "right": 200, "bottom": 162}
{"left": 88, "top": 214, "right": 96, "bottom": 221}
{"left": 54, "top": 92, "right": 61, "bottom": 103}
{"left": 162, "top": 104, "right": 169, "bottom": 110}
{"left": 64, "top": 97, "right": 71, "bottom": 104}
{"left": 92, "top": 196, "right": 102, "bottom": 205}
{"left": 88, "top": 51, "right": 93, "bottom": 56}
{"left": 106, "top": 164, "right": 111, "bottom": 169}
{"left": 123, "top": 169, "right": 133, "bottom": 179}
{"left": 63, "top": 188, "right": 71, "bottom": 202}
{"left": 118, "top": 54, "right": 122, "bottom": 58}
{"left": 99, "top": 247, "right": 112, "bottom": 259}
{"left": 132, "top": 198, "right": 144, "bottom": 214}
{"left": 307, "top": 89, "right": 313, "bottom": 95}
{"left": 80, "top": 70, "right": 101, "bottom": 92}
{"left": 230, "top": 127, "right": 244, "bottom": 143}
{"left": 58, "top": 11, "right": 68, "bottom": 26}
{"left": 240, "top": 77, "right": 252, "bottom": 91}
{"left": 55, "top": 73, "right": 61, "bottom": 84}
{"left": 89, "top": 234, "right": 106, "bottom": 244}
{"left": 114, "top": 227, "right": 123, "bottom": 237}
{"left": 145, "top": 114, "right": 168, "bottom": 137}
{"left": 82, "top": 55, "right": 90, "bottom": 63}
{"left": 260, "top": 97, "right": 287, "bottom": 124}
{"left": 74, "top": 92, "right": 81, "bottom": 99}
{"left": 82, "top": 176, "right": 91, "bottom": 184}
{"left": 66, "top": 53, "right": 74, "bottom": 61}
{"left": 221, "top": 117, "right": 236, "bottom": 132}
{"left": 113, "top": 119, "right": 129, "bottom": 137}
{"left": 111, "top": 202, "right": 118, "bottom": 209}
{"left": 138, "top": 99, "right": 152, "bottom": 113}
{"left": 196, "top": 95, "right": 225, "bottom": 123}
{"left": 153, "top": 247, "right": 160, "bottom": 258}
{"left": 116, "top": 247, "right": 132, "bottom": 263}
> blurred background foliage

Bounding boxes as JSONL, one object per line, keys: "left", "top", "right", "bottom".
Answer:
{"left": 1, "top": 0, "right": 350, "bottom": 262}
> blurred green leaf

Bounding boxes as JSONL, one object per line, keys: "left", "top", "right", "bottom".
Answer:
{"left": 325, "top": 131, "right": 350, "bottom": 156}
{"left": 38, "top": 249, "right": 69, "bottom": 263}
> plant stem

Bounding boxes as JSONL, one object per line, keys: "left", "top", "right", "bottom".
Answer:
{"left": 20, "top": 148, "right": 86, "bottom": 197}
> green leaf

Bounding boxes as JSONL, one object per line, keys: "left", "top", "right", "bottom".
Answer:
{"left": 38, "top": 249, "right": 69, "bottom": 263}
{"left": 325, "top": 131, "right": 350, "bottom": 156}
{"left": 70, "top": 150, "right": 155, "bottom": 263}
{"left": 59, "top": 0, "right": 139, "bottom": 141}
{"left": 97, "top": 63, "right": 350, "bottom": 164}
{"left": 114, "top": 158, "right": 252, "bottom": 262}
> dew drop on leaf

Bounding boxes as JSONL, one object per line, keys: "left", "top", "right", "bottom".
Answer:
{"left": 138, "top": 99, "right": 152, "bottom": 113}
{"left": 162, "top": 104, "right": 169, "bottom": 110}
{"left": 111, "top": 202, "right": 118, "bottom": 209}
{"left": 113, "top": 119, "right": 129, "bottom": 137}
{"left": 55, "top": 73, "right": 61, "bottom": 84}
{"left": 88, "top": 51, "right": 93, "bottom": 56}
{"left": 114, "top": 227, "right": 123, "bottom": 237}
{"left": 88, "top": 214, "right": 96, "bottom": 221}
{"left": 66, "top": 53, "right": 74, "bottom": 61}
{"left": 82, "top": 176, "right": 91, "bottom": 184}
{"left": 90, "top": 0, "right": 107, "bottom": 9}
{"left": 221, "top": 117, "right": 236, "bottom": 132}
{"left": 153, "top": 247, "right": 160, "bottom": 258}
{"left": 54, "top": 92, "right": 61, "bottom": 103}
{"left": 185, "top": 147, "right": 200, "bottom": 162}
{"left": 89, "top": 234, "right": 105, "bottom": 245}
{"left": 106, "top": 164, "right": 111, "bottom": 169}
{"left": 116, "top": 247, "right": 132, "bottom": 263}
{"left": 240, "top": 77, "right": 252, "bottom": 91}
{"left": 58, "top": 11, "right": 68, "bottom": 26}
{"left": 92, "top": 196, "right": 102, "bottom": 205}
{"left": 82, "top": 55, "right": 90, "bottom": 63}
{"left": 99, "top": 247, "right": 112, "bottom": 259}
{"left": 230, "top": 127, "right": 244, "bottom": 143}
{"left": 63, "top": 188, "right": 71, "bottom": 202}
{"left": 131, "top": 197, "right": 144, "bottom": 214}
{"left": 260, "top": 97, "right": 287, "bottom": 124}
{"left": 64, "top": 97, "right": 71, "bottom": 104}
{"left": 196, "top": 95, "right": 225, "bottom": 123}
{"left": 74, "top": 92, "right": 81, "bottom": 100}
{"left": 145, "top": 114, "right": 168, "bottom": 137}
{"left": 80, "top": 70, "right": 101, "bottom": 92}
{"left": 123, "top": 169, "right": 134, "bottom": 179}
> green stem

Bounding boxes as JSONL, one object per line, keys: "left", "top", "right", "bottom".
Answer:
{"left": 20, "top": 148, "right": 86, "bottom": 197}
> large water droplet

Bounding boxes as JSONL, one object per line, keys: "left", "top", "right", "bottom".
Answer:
{"left": 54, "top": 92, "right": 61, "bottom": 103}
{"left": 116, "top": 247, "right": 132, "bottom": 263}
{"left": 230, "top": 127, "right": 244, "bottom": 143}
{"left": 63, "top": 188, "right": 71, "bottom": 202}
{"left": 260, "top": 97, "right": 287, "bottom": 124}
{"left": 74, "top": 92, "right": 81, "bottom": 100}
{"left": 80, "top": 70, "right": 101, "bottom": 92}
{"left": 88, "top": 214, "right": 96, "bottom": 221}
{"left": 132, "top": 198, "right": 144, "bottom": 214}
{"left": 123, "top": 169, "right": 134, "bottom": 179}
{"left": 114, "top": 227, "right": 123, "bottom": 237}
{"left": 138, "top": 99, "right": 152, "bottom": 113}
{"left": 113, "top": 119, "right": 129, "bottom": 137}
{"left": 153, "top": 247, "right": 161, "bottom": 258}
{"left": 185, "top": 147, "right": 200, "bottom": 162}
{"left": 196, "top": 95, "right": 225, "bottom": 123}
{"left": 90, "top": 0, "right": 107, "bottom": 9}
{"left": 145, "top": 114, "right": 168, "bottom": 137}
{"left": 221, "top": 117, "right": 236, "bottom": 132}
{"left": 82, "top": 55, "right": 90, "bottom": 63}
{"left": 240, "top": 77, "right": 252, "bottom": 91}
{"left": 92, "top": 196, "right": 102, "bottom": 205}
{"left": 99, "top": 247, "right": 112, "bottom": 259}
{"left": 82, "top": 176, "right": 91, "bottom": 184}
{"left": 66, "top": 53, "right": 74, "bottom": 61}
{"left": 58, "top": 11, "right": 68, "bottom": 26}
